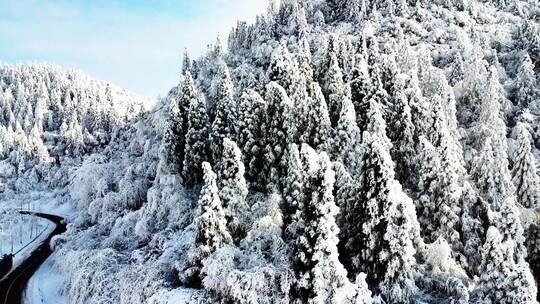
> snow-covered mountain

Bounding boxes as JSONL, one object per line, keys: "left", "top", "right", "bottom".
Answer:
{"left": 0, "top": 63, "right": 151, "bottom": 193}
{"left": 3, "top": 0, "right": 540, "bottom": 303}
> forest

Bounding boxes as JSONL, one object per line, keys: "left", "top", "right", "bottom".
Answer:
{"left": 1, "top": 0, "right": 540, "bottom": 303}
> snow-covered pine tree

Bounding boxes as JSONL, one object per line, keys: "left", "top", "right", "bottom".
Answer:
{"left": 237, "top": 90, "right": 267, "bottom": 189}
{"left": 183, "top": 95, "right": 211, "bottom": 187}
{"left": 215, "top": 138, "right": 249, "bottom": 241}
{"left": 322, "top": 50, "right": 346, "bottom": 127}
{"left": 264, "top": 82, "right": 295, "bottom": 188}
{"left": 349, "top": 54, "right": 374, "bottom": 132}
{"left": 471, "top": 226, "right": 537, "bottom": 304}
{"left": 333, "top": 96, "right": 363, "bottom": 177}
{"left": 282, "top": 144, "right": 305, "bottom": 241}
{"left": 290, "top": 145, "right": 353, "bottom": 304}
{"left": 343, "top": 100, "right": 418, "bottom": 303}
{"left": 210, "top": 65, "right": 237, "bottom": 161}
{"left": 416, "top": 136, "right": 462, "bottom": 250}
{"left": 163, "top": 72, "right": 197, "bottom": 174}
{"left": 387, "top": 74, "right": 416, "bottom": 184}
{"left": 181, "top": 162, "right": 232, "bottom": 287}
{"left": 304, "top": 82, "right": 331, "bottom": 152}
{"left": 512, "top": 123, "right": 540, "bottom": 209}
{"left": 515, "top": 53, "right": 539, "bottom": 112}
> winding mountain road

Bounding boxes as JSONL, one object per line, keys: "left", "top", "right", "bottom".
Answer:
{"left": 0, "top": 212, "right": 66, "bottom": 304}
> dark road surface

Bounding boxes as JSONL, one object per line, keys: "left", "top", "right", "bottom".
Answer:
{"left": 0, "top": 212, "right": 66, "bottom": 304}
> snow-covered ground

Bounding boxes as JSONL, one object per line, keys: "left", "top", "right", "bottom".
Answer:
{"left": 24, "top": 254, "right": 68, "bottom": 304}
{"left": 0, "top": 191, "right": 75, "bottom": 303}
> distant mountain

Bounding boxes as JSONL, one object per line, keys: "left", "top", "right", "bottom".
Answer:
{"left": 0, "top": 63, "right": 150, "bottom": 192}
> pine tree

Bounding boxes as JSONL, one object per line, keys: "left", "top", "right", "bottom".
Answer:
{"left": 163, "top": 72, "right": 198, "bottom": 174}
{"left": 290, "top": 146, "right": 350, "bottom": 304}
{"left": 181, "top": 162, "right": 232, "bottom": 287}
{"left": 349, "top": 54, "right": 374, "bottom": 131}
{"left": 183, "top": 95, "right": 210, "bottom": 187}
{"left": 387, "top": 75, "right": 416, "bottom": 184}
{"left": 515, "top": 53, "right": 539, "bottom": 110}
{"left": 211, "top": 66, "right": 237, "bottom": 161}
{"left": 343, "top": 101, "right": 418, "bottom": 303}
{"left": 334, "top": 97, "right": 362, "bottom": 177}
{"left": 323, "top": 51, "right": 347, "bottom": 127}
{"left": 472, "top": 226, "right": 537, "bottom": 303}
{"left": 215, "top": 138, "right": 249, "bottom": 241}
{"left": 512, "top": 123, "right": 540, "bottom": 209}
{"left": 296, "top": 37, "right": 314, "bottom": 88}
{"left": 416, "top": 136, "right": 462, "bottom": 250}
{"left": 264, "top": 82, "right": 295, "bottom": 188}
{"left": 181, "top": 49, "right": 192, "bottom": 75}
{"left": 282, "top": 144, "right": 305, "bottom": 241}
{"left": 304, "top": 82, "right": 331, "bottom": 152}
{"left": 237, "top": 90, "right": 267, "bottom": 189}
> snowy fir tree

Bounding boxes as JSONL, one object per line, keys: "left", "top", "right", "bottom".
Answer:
{"left": 180, "top": 162, "right": 232, "bottom": 287}
{"left": 512, "top": 123, "right": 540, "bottom": 209}
{"left": 215, "top": 138, "right": 249, "bottom": 241}
{"left": 182, "top": 95, "right": 211, "bottom": 187}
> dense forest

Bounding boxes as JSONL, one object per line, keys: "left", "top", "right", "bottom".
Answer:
{"left": 2, "top": 0, "right": 540, "bottom": 303}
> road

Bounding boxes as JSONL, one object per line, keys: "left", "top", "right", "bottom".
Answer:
{"left": 0, "top": 212, "right": 66, "bottom": 304}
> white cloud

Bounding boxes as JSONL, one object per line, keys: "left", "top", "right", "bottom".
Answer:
{"left": 0, "top": 0, "right": 270, "bottom": 98}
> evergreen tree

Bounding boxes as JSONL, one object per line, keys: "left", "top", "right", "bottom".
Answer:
{"left": 472, "top": 226, "right": 537, "bottom": 304}
{"left": 416, "top": 136, "right": 462, "bottom": 250}
{"left": 343, "top": 101, "right": 418, "bottom": 303}
{"left": 264, "top": 82, "right": 295, "bottom": 188}
{"left": 304, "top": 82, "right": 331, "bottom": 152}
{"left": 334, "top": 97, "right": 362, "bottom": 177}
{"left": 387, "top": 75, "right": 416, "bottom": 184}
{"left": 163, "top": 72, "right": 197, "bottom": 174}
{"left": 183, "top": 95, "right": 210, "bottom": 187}
{"left": 215, "top": 138, "right": 249, "bottom": 241}
{"left": 181, "top": 162, "right": 232, "bottom": 287}
{"left": 515, "top": 53, "right": 539, "bottom": 111}
{"left": 211, "top": 66, "right": 237, "bottom": 161}
{"left": 237, "top": 90, "right": 267, "bottom": 189}
{"left": 282, "top": 144, "right": 305, "bottom": 241}
{"left": 290, "top": 146, "right": 350, "bottom": 304}
{"left": 512, "top": 123, "right": 540, "bottom": 209}
{"left": 349, "top": 54, "right": 374, "bottom": 132}
{"left": 323, "top": 51, "right": 347, "bottom": 127}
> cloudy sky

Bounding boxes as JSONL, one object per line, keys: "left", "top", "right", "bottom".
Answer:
{"left": 0, "top": 0, "right": 269, "bottom": 98}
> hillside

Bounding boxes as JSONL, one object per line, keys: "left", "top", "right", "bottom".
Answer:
{"left": 0, "top": 63, "right": 150, "bottom": 193}
{"left": 3, "top": 0, "right": 540, "bottom": 303}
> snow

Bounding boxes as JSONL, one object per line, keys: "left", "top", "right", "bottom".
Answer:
{"left": 24, "top": 255, "right": 68, "bottom": 304}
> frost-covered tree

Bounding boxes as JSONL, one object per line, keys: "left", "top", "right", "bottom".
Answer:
{"left": 323, "top": 51, "right": 347, "bottom": 127}
{"left": 163, "top": 72, "right": 197, "bottom": 174}
{"left": 387, "top": 75, "right": 416, "bottom": 184}
{"left": 215, "top": 138, "right": 249, "bottom": 241}
{"left": 515, "top": 53, "right": 539, "bottom": 112}
{"left": 183, "top": 95, "right": 211, "bottom": 187}
{"left": 304, "top": 82, "right": 331, "bottom": 152}
{"left": 342, "top": 101, "right": 418, "bottom": 303}
{"left": 471, "top": 226, "right": 537, "bottom": 304}
{"left": 333, "top": 97, "right": 362, "bottom": 177}
{"left": 349, "top": 55, "right": 374, "bottom": 131}
{"left": 264, "top": 82, "right": 295, "bottom": 187}
{"left": 512, "top": 123, "right": 540, "bottom": 209}
{"left": 416, "top": 136, "right": 462, "bottom": 250}
{"left": 211, "top": 66, "right": 237, "bottom": 161}
{"left": 181, "top": 162, "right": 232, "bottom": 287}
{"left": 290, "top": 146, "right": 352, "bottom": 304}
{"left": 237, "top": 90, "right": 267, "bottom": 189}
{"left": 282, "top": 144, "right": 305, "bottom": 241}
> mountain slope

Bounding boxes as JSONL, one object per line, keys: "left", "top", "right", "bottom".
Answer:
{"left": 4, "top": 0, "right": 540, "bottom": 303}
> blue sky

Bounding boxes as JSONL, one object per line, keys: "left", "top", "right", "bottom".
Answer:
{"left": 0, "top": 0, "right": 269, "bottom": 98}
